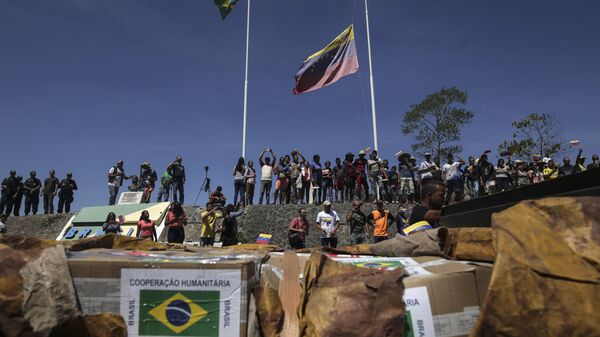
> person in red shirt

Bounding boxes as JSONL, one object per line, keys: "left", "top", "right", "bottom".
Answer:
{"left": 137, "top": 210, "right": 157, "bottom": 241}
{"left": 288, "top": 208, "right": 310, "bottom": 249}
{"left": 166, "top": 202, "right": 187, "bottom": 243}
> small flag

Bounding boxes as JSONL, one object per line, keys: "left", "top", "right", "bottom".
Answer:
{"left": 256, "top": 233, "right": 272, "bottom": 244}
{"left": 293, "top": 25, "right": 359, "bottom": 94}
{"left": 569, "top": 140, "right": 581, "bottom": 148}
{"left": 214, "top": 0, "right": 238, "bottom": 20}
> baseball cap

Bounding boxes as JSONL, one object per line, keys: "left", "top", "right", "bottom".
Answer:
{"left": 424, "top": 152, "right": 432, "bottom": 156}
{"left": 323, "top": 200, "right": 332, "bottom": 206}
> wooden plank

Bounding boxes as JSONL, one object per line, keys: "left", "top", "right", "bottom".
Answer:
{"left": 279, "top": 250, "right": 301, "bottom": 337}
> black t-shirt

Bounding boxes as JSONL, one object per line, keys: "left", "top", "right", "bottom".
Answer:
{"left": 221, "top": 215, "right": 238, "bottom": 243}
{"left": 24, "top": 178, "right": 41, "bottom": 194}
{"left": 2, "top": 177, "right": 18, "bottom": 194}
{"left": 558, "top": 164, "right": 575, "bottom": 176}
{"left": 408, "top": 204, "right": 430, "bottom": 226}
{"left": 43, "top": 177, "right": 60, "bottom": 194}
{"left": 60, "top": 179, "right": 78, "bottom": 195}
{"left": 170, "top": 164, "right": 185, "bottom": 179}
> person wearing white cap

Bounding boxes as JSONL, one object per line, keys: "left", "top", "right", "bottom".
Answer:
{"left": 418, "top": 152, "right": 438, "bottom": 181}
{"left": 315, "top": 200, "right": 340, "bottom": 248}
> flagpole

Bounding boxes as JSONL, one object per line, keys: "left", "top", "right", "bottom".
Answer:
{"left": 242, "top": 0, "right": 251, "bottom": 159}
{"left": 364, "top": 0, "right": 378, "bottom": 152}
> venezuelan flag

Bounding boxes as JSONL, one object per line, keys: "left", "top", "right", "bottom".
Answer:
{"left": 256, "top": 233, "right": 273, "bottom": 244}
{"left": 293, "top": 25, "right": 359, "bottom": 95}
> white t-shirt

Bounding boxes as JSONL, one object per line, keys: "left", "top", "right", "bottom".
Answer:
{"left": 108, "top": 166, "right": 124, "bottom": 187}
{"left": 261, "top": 164, "right": 273, "bottom": 181}
{"left": 316, "top": 210, "right": 340, "bottom": 237}
{"left": 442, "top": 162, "right": 461, "bottom": 181}
{"left": 419, "top": 161, "right": 436, "bottom": 179}
{"left": 234, "top": 166, "right": 245, "bottom": 180}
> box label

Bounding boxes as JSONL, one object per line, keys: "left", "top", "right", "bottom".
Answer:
{"left": 120, "top": 268, "right": 241, "bottom": 337}
{"left": 404, "top": 287, "right": 435, "bottom": 337}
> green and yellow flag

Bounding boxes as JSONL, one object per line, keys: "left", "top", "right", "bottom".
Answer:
{"left": 139, "top": 290, "right": 220, "bottom": 336}
{"left": 214, "top": 0, "right": 239, "bottom": 20}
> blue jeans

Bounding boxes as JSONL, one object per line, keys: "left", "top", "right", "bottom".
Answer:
{"left": 467, "top": 179, "right": 479, "bottom": 199}
{"left": 172, "top": 179, "right": 185, "bottom": 204}
{"left": 233, "top": 179, "right": 245, "bottom": 206}
{"left": 108, "top": 185, "right": 119, "bottom": 205}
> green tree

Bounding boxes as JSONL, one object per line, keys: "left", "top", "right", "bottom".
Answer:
{"left": 402, "top": 87, "right": 474, "bottom": 164}
{"left": 498, "top": 113, "right": 565, "bottom": 159}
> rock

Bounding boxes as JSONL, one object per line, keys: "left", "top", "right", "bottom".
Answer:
{"left": 446, "top": 227, "right": 496, "bottom": 262}
{"left": 82, "top": 313, "right": 127, "bottom": 337}
{"left": 471, "top": 197, "right": 600, "bottom": 337}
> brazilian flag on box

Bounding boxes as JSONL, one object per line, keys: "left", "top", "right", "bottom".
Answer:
{"left": 139, "top": 290, "right": 220, "bottom": 336}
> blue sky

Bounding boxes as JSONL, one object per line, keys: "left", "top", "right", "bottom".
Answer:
{"left": 1, "top": 0, "right": 599, "bottom": 209}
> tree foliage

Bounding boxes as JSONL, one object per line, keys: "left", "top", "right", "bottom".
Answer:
{"left": 402, "top": 87, "right": 474, "bottom": 164}
{"left": 498, "top": 113, "right": 565, "bottom": 159}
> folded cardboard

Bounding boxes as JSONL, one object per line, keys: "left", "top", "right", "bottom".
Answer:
{"left": 67, "top": 249, "right": 259, "bottom": 337}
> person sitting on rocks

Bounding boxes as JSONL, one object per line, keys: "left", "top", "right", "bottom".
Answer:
{"left": 209, "top": 186, "right": 227, "bottom": 206}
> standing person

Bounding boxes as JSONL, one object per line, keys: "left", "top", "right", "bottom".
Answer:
{"left": 322, "top": 161, "right": 334, "bottom": 202}
{"left": 288, "top": 208, "right": 310, "bottom": 249}
{"left": 405, "top": 180, "right": 444, "bottom": 235}
{"left": 410, "top": 157, "right": 421, "bottom": 200}
{"left": 156, "top": 171, "right": 172, "bottom": 202}
{"left": 102, "top": 212, "right": 122, "bottom": 235}
{"left": 57, "top": 172, "right": 78, "bottom": 213}
{"left": 333, "top": 157, "right": 345, "bottom": 202}
{"left": 516, "top": 161, "right": 530, "bottom": 187}
{"left": 418, "top": 153, "right": 438, "bottom": 182}
{"left": 367, "top": 150, "right": 382, "bottom": 200}
{"left": 137, "top": 210, "right": 157, "bottom": 241}
{"left": 284, "top": 155, "right": 293, "bottom": 204}
{"left": 343, "top": 153, "right": 356, "bottom": 201}
{"left": 368, "top": 200, "right": 396, "bottom": 243}
{"left": 300, "top": 161, "right": 312, "bottom": 204}
{"left": 442, "top": 154, "right": 465, "bottom": 204}
{"left": 140, "top": 162, "right": 157, "bottom": 203}
{"left": 543, "top": 160, "right": 559, "bottom": 180}
{"left": 274, "top": 158, "right": 289, "bottom": 205}
{"left": 244, "top": 160, "right": 256, "bottom": 205}
{"left": 587, "top": 154, "right": 599, "bottom": 170}
{"left": 232, "top": 157, "right": 246, "bottom": 206}
{"left": 477, "top": 151, "right": 494, "bottom": 195}
{"left": 200, "top": 203, "right": 223, "bottom": 247}
{"left": 23, "top": 171, "right": 41, "bottom": 216}
{"left": 315, "top": 200, "right": 340, "bottom": 248}
{"left": 388, "top": 166, "right": 399, "bottom": 203}
{"left": 168, "top": 156, "right": 186, "bottom": 204}
{"left": 12, "top": 176, "right": 24, "bottom": 216}
{"left": 494, "top": 159, "right": 511, "bottom": 193}
{"left": 380, "top": 159, "right": 390, "bottom": 202}
{"left": 108, "top": 160, "right": 130, "bottom": 205}
{"left": 558, "top": 156, "right": 576, "bottom": 177}
{"left": 166, "top": 202, "right": 187, "bottom": 243}
{"left": 311, "top": 155, "right": 323, "bottom": 204}
{"left": 289, "top": 150, "right": 306, "bottom": 204}
{"left": 221, "top": 204, "right": 243, "bottom": 246}
{"left": 353, "top": 151, "right": 369, "bottom": 201}
{"left": 398, "top": 157, "right": 415, "bottom": 204}
{"left": 346, "top": 200, "right": 369, "bottom": 245}
{"left": 0, "top": 170, "right": 18, "bottom": 216}
{"left": 464, "top": 157, "right": 479, "bottom": 199}
{"left": 43, "top": 169, "right": 60, "bottom": 214}
{"left": 258, "top": 148, "right": 276, "bottom": 205}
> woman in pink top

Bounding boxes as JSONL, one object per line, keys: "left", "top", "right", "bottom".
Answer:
{"left": 137, "top": 210, "right": 157, "bottom": 241}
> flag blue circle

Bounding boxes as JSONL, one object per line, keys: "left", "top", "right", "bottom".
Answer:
{"left": 166, "top": 299, "right": 191, "bottom": 326}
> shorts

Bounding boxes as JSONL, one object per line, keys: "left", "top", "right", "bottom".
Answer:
{"left": 400, "top": 177, "right": 415, "bottom": 194}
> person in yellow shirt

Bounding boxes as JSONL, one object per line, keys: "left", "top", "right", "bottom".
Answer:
{"left": 367, "top": 200, "right": 396, "bottom": 243}
{"left": 543, "top": 160, "right": 559, "bottom": 180}
{"left": 200, "top": 203, "right": 223, "bottom": 247}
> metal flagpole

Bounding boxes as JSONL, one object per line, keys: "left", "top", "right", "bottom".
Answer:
{"left": 364, "top": 0, "right": 378, "bottom": 152}
{"left": 242, "top": 0, "right": 251, "bottom": 158}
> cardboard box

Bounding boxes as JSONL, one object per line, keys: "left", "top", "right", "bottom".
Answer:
{"left": 68, "top": 249, "right": 259, "bottom": 337}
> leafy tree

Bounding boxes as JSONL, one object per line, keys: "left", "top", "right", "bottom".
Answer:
{"left": 498, "top": 113, "right": 565, "bottom": 159}
{"left": 402, "top": 87, "right": 474, "bottom": 165}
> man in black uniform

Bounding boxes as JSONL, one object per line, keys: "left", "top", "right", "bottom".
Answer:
{"left": 12, "top": 176, "right": 24, "bottom": 216}
{"left": 0, "top": 170, "right": 18, "bottom": 216}
{"left": 24, "top": 171, "right": 41, "bottom": 215}
{"left": 168, "top": 156, "right": 186, "bottom": 204}
{"left": 43, "top": 169, "right": 60, "bottom": 214}
{"left": 58, "top": 172, "right": 78, "bottom": 213}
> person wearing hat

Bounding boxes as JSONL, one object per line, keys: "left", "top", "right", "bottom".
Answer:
{"left": 108, "top": 160, "right": 131, "bottom": 205}
{"left": 587, "top": 154, "right": 599, "bottom": 171}
{"left": 315, "top": 200, "right": 340, "bottom": 248}
{"left": 289, "top": 208, "right": 310, "bottom": 249}
{"left": 57, "top": 172, "right": 78, "bottom": 213}
{"left": 367, "top": 200, "right": 396, "bottom": 243}
{"left": 140, "top": 162, "right": 158, "bottom": 203}
{"left": 346, "top": 200, "right": 369, "bottom": 245}
{"left": 12, "top": 176, "right": 24, "bottom": 216}
{"left": 418, "top": 152, "right": 438, "bottom": 182}
{"left": 353, "top": 151, "right": 369, "bottom": 201}
{"left": 0, "top": 170, "right": 18, "bottom": 216}
{"left": 43, "top": 169, "right": 60, "bottom": 214}
{"left": 23, "top": 171, "right": 42, "bottom": 215}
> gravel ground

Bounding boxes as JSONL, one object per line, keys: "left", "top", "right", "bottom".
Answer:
{"left": 4, "top": 213, "right": 74, "bottom": 240}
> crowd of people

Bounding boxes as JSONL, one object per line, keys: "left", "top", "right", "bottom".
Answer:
{"left": 0, "top": 169, "right": 77, "bottom": 216}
